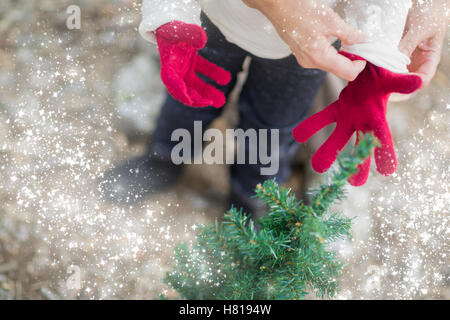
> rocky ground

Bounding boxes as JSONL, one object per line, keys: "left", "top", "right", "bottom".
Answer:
{"left": 0, "top": 0, "right": 448, "bottom": 299}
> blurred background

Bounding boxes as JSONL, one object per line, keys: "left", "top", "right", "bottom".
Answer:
{"left": 0, "top": 0, "right": 448, "bottom": 299}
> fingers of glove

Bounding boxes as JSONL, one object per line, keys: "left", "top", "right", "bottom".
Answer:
{"left": 160, "top": 60, "right": 213, "bottom": 107}
{"left": 187, "top": 75, "right": 226, "bottom": 108}
{"left": 385, "top": 72, "right": 423, "bottom": 94}
{"left": 373, "top": 122, "right": 397, "bottom": 176}
{"left": 185, "top": 89, "right": 215, "bottom": 107}
{"left": 348, "top": 152, "right": 371, "bottom": 186}
{"left": 311, "top": 125, "right": 353, "bottom": 173}
{"left": 160, "top": 67, "right": 194, "bottom": 106}
{"left": 195, "top": 55, "right": 232, "bottom": 86}
{"left": 292, "top": 102, "right": 338, "bottom": 143}
{"left": 157, "top": 40, "right": 197, "bottom": 105}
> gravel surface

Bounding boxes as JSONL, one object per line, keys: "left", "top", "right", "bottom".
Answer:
{"left": 0, "top": 0, "right": 448, "bottom": 299}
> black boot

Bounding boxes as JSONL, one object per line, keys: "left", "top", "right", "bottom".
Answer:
{"left": 99, "top": 148, "right": 182, "bottom": 205}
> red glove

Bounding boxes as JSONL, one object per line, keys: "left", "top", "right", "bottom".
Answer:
{"left": 155, "top": 21, "right": 231, "bottom": 108}
{"left": 293, "top": 52, "right": 422, "bottom": 186}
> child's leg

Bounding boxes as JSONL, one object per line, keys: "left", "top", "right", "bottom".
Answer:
{"left": 230, "top": 54, "right": 327, "bottom": 199}
{"left": 101, "top": 13, "right": 247, "bottom": 204}
{"left": 150, "top": 13, "right": 248, "bottom": 160}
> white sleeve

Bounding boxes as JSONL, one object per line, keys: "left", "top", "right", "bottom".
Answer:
{"left": 139, "top": 0, "right": 202, "bottom": 44}
{"left": 340, "top": 0, "right": 412, "bottom": 73}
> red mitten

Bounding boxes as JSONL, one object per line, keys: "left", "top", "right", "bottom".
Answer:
{"left": 293, "top": 52, "right": 422, "bottom": 186}
{"left": 155, "top": 21, "right": 231, "bottom": 108}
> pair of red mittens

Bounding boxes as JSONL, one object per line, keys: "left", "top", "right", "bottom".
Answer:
{"left": 155, "top": 21, "right": 231, "bottom": 108}
{"left": 293, "top": 52, "right": 422, "bottom": 186}
{"left": 154, "top": 21, "right": 423, "bottom": 187}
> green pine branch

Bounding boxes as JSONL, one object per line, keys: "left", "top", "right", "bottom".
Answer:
{"left": 165, "top": 133, "right": 377, "bottom": 300}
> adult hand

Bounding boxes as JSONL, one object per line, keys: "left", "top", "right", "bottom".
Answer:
{"left": 243, "top": 0, "right": 367, "bottom": 81}
{"left": 399, "top": 0, "right": 449, "bottom": 87}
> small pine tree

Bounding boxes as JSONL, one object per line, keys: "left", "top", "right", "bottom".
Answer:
{"left": 165, "top": 133, "right": 377, "bottom": 300}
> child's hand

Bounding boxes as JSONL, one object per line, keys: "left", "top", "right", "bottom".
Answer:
{"left": 155, "top": 21, "right": 231, "bottom": 108}
{"left": 244, "top": 0, "right": 367, "bottom": 81}
{"left": 293, "top": 52, "right": 422, "bottom": 186}
{"left": 399, "top": 0, "right": 448, "bottom": 88}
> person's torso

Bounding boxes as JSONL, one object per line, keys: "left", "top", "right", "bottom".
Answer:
{"left": 198, "top": 0, "right": 409, "bottom": 72}
{"left": 199, "top": 0, "right": 293, "bottom": 59}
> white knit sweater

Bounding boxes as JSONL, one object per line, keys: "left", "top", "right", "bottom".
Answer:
{"left": 139, "top": 0, "right": 412, "bottom": 73}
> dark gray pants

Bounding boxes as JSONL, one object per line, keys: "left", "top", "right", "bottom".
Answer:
{"left": 151, "top": 13, "right": 327, "bottom": 195}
